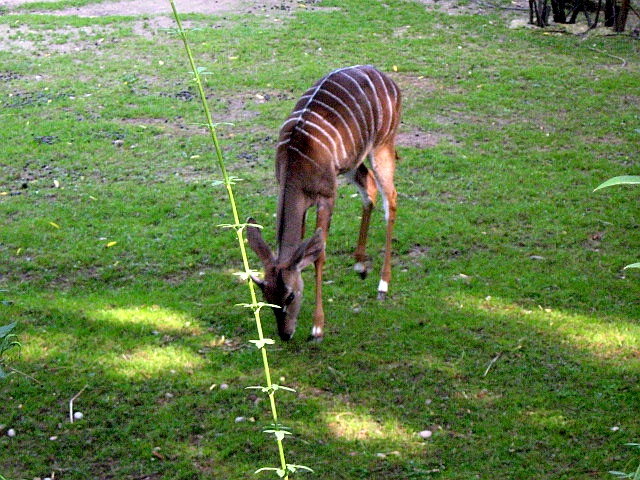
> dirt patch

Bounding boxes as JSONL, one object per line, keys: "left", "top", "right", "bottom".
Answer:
{"left": 3, "top": 0, "right": 489, "bottom": 17}
{"left": 397, "top": 129, "right": 442, "bottom": 149}
{"left": 410, "top": 0, "right": 492, "bottom": 16}
{"left": 0, "top": 0, "right": 331, "bottom": 52}
{"left": 3, "top": 0, "right": 327, "bottom": 16}
{"left": 1, "top": 0, "right": 451, "bottom": 153}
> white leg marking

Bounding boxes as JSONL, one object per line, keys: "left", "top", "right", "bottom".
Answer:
{"left": 354, "top": 262, "right": 367, "bottom": 274}
{"left": 381, "top": 195, "right": 390, "bottom": 222}
{"left": 312, "top": 325, "right": 323, "bottom": 337}
{"left": 378, "top": 279, "right": 389, "bottom": 293}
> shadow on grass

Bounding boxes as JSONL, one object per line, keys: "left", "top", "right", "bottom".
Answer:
{"left": 2, "top": 274, "right": 638, "bottom": 478}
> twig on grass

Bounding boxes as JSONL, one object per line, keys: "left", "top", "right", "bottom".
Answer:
{"left": 483, "top": 353, "right": 502, "bottom": 377}
{"left": 69, "top": 384, "right": 88, "bottom": 423}
{"left": 6, "top": 366, "right": 41, "bottom": 384}
{"left": 586, "top": 46, "right": 628, "bottom": 67}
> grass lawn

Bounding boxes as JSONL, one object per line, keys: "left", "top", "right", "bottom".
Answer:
{"left": 1, "top": 0, "right": 639, "bottom": 478}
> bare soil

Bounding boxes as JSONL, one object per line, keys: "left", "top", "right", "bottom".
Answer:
{"left": 0, "top": 0, "right": 470, "bottom": 150}
{"left": 2, "top": 0, "right": 326, "bottom": 16}
{"left": 2, "top": 0, "right": 487, "bottom": 17}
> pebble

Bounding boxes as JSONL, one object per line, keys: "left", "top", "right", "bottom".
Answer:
{"left": 418, "top": 429, "right": 433, "bottom": 439}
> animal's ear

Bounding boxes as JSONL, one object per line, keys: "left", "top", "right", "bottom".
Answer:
{"left": 289, "top": 228, "right": 324, "bottom": 271}
{"left": 246, "top": 218, "right": 274, "bottom": 266}
{"left": 250, "top": 274, "right": 266, "bottom": 291}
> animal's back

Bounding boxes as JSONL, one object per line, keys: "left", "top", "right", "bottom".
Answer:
{"left": 277, "top": 65, "right": 401, "bottom": 175}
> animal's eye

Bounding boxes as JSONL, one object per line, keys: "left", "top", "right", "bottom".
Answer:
{"left": 285, "top": 292, "right": 295, "bottom": 305}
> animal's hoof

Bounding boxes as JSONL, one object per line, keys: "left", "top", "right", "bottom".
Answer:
{"left": 377, "top": 279, "right": 388, "bottom": 300}
{"left": 307, "top": 334, "right": 324, "bottom": 343}
{"left": 308, "top": 325, "right": 324, "bottom": 342}
{"left": 354, "top": 261, "right": 371, "bottom": 280}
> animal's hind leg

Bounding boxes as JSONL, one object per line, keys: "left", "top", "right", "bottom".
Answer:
{"left": 371, "top": 144, "right": 398, "bottom": 300}
{"left": 349, "top": 163, "right": 378, "bottom": 279}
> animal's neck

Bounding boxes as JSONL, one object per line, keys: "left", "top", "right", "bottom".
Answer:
{"left": 276, "top": 183, "right": 309, "bottom": 259}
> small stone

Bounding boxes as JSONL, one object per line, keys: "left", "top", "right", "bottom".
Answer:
{"left": 418, "top": 429, "right": 433, "bottom": 439}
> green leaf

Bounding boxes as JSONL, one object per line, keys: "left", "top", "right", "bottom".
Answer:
{"left": 254, "top": 467, "right": 285, "bottom": 476}
{"left": 249, "top": 338, "right": 276, "bottom": 349}
{"left": 245, "top": 385, "right": 268, "bottom": 392}
{"left": 287, "top": 464, "right": 314, "bottom": 474}
{"left": 196, "top": 66, "right": 213, "bottom": 76}
{"left": 271, "top": 384, "right": 296, "bottom": 393}
{"left": 624, "top": 262, "right": 640, "bottom": 270}
{"left": 237, "top": 302, "right": 280, "bottom": 311}
{"left": 263, "top": 429, "right": 292, "bottom": 442}
{"left": 0, "top": 322, "right": 17, "bottom": 339}
{"left": 594, "top": 175, "right": 640, "bottom": 192}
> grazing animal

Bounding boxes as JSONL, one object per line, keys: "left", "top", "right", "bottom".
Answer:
{"left": 247, "top": 65, "right": 401, "bottom": 341}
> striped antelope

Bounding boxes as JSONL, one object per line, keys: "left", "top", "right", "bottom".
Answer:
{"left": 247, "top": 65, "right": 401, "bottom": 341}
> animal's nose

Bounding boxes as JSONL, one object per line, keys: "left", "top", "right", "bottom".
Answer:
{"left": 279, "top": 330, "right": 294, "bottom": 341}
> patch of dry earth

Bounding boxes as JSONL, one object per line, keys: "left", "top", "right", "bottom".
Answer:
{"left": 2, "top": 0, "right": 326, "bottom": 16}
{"left": 1, "top": 0, "right": 450, "bottom": 151}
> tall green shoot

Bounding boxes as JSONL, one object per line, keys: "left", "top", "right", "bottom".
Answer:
{"left": 168, "top": 2, "right": 311, "bottom": 478}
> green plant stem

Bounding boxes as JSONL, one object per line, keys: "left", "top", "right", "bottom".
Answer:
{"left": 168, "top": 2, "right": 290, "bottom": 477}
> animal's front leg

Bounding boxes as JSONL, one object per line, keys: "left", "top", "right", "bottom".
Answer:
{"left": 311, "top": 251, "right": 325, "bottom": 341}
{"left": 309, "top": 201, "right": 332, "bottom": 341}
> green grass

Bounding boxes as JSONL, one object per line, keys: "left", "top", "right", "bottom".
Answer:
{"left": 1, "top": 0, "right": 639, "bottom": 478}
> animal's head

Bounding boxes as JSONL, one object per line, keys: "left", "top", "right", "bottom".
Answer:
{"left": 246, "top": 218, "right": 324, "bottom": 341}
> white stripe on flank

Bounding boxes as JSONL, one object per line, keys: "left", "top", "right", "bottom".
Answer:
{"left": 325, "top": 79, "right": 367, "bottom": 148}
{"left": 307, "top": 101, "right": 351, "bottom": 159}
{"left": 370, "top": 68, "right": 394, "bottom": 137}
{"left": 317, "top": 93, "right": 358, "bottom": 151}
{"left": 304, "top": 119, "right": 339, "bottom": 159}
{"left": 293, "top": 122, "right": 333, "bottom": 158}
{"left": 342, "top": 71, "right": 375, "bottom": 140}
{"left": 287, "top": 146, "right": 321, "bottom": 170}
{"left": 307, "top": 110, "right": 345, "bottom": 156}
{"left": 354, "top": 68, "right": 383, "bottom": 130}
{"left": 280, "top": 116, "right": 301, "bottom": 131}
